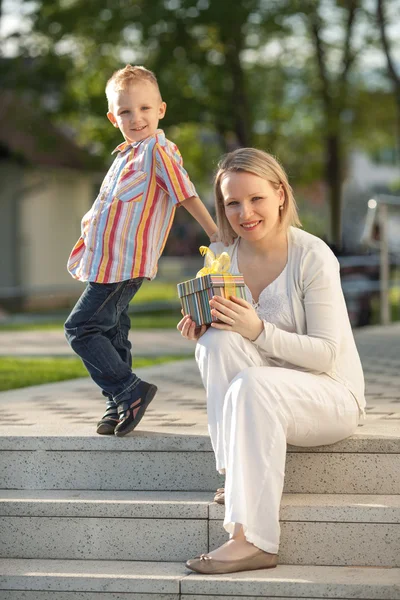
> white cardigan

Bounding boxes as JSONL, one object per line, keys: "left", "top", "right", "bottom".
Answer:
{"left": 210, "top": 227, "right": 365, "bottom": 413}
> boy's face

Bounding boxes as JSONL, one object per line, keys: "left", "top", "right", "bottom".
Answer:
{"left": 107, "top": 81, "right": 166, "bottom": 144}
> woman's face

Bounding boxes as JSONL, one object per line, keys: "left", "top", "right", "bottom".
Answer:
{"left": 220, "top": 171, "right": 284, "bottom": 242}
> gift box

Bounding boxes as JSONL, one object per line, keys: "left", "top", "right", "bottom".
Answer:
{"left": 177, "top": 247, "right": 246, "bottom": 326}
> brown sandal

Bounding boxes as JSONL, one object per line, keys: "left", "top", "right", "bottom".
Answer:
{"left": 186, "top": 548, "right": 278, "bottom": 574}
{"left": 214, "top": 487, "right": 225, "bottom": 504}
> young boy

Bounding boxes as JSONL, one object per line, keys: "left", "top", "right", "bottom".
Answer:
{"left": 65, "top": 65, "right": 218, "bottom": 437}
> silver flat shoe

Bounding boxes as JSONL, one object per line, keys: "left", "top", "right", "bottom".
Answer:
{"left": 186, "top": 549, "right": 278, "bottom": 574}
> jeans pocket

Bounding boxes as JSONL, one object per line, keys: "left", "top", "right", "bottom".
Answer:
{"left": 126, "top": 277, "right": 144, "bottom": 290}
{"left": 85, "top": 281, "right": 125, "bottom": 325}
{"left": 116, "top": 277, "right": 144, "bottom": 312}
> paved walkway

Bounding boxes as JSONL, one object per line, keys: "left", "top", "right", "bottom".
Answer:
{"left": 0, "top": 324, "right": 399, "bottom": 438}
{"left": 0, "top": 328, "right": 194, "bottom": 357}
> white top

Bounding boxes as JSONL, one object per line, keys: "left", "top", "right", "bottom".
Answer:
{"left": 210, "top": 227, "right": 365, "bottom": 413}
{"left": 231, "top": 241, "right": 299, "bottom": 371}
{"left": 231, "top": 239, "right": 294, "bottom": 331}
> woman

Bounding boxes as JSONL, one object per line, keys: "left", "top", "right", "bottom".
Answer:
{"left": 178, "top": 148, "right": 365, "bottom": 575}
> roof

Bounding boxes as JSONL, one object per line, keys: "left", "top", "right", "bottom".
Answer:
{"left": 0, "top": 91, "right": 101, "bottom": 171}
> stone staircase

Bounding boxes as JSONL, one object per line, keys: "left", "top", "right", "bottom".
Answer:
{"left": 0, "top": 426, "right": 399, "bottom": 599}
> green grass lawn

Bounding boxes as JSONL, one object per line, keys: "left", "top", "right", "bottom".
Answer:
{"left": 0, "top": 355, "right": 187, "bottom": 392}
{"left": 0, "top": 281, "right": 181, "bottom": 332}
{"left": 132, "top": 280, "right": 179, "bottom": 303}
{"left": 0, "top": 310, "right": 181, "bottom": 332}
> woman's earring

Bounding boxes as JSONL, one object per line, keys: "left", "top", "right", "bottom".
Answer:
{"left": 279, "top": 205, "right": 283, "bottom": 211}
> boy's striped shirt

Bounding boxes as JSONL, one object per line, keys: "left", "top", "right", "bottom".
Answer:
{"left": 67, "top": 130, "right": 197, "bottom": 283}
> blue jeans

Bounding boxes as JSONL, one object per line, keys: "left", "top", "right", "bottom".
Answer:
{"left": 64, "top": 278, "right": 144, "bottom": 408}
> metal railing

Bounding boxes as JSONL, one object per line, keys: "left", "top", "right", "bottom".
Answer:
{"left": 361, "top": 194, "right": 400, "bottom": 325}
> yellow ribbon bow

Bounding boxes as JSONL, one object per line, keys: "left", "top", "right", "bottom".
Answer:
{"left": 196, "top": 246, "right": 231, "bottom": 276}
{"left": 196, "top": 246, "right": 235, "bottom": 299}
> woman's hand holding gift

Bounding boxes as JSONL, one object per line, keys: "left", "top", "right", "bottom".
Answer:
{"left": 177, "top": 314, "right": 208, "bottom": 341}
{"left": 210, "top": 295, "right": 264, "bottom": 341}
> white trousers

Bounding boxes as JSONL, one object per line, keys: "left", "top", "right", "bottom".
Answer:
{"left": 195, "top": 328, "right": 361, "bottom": 554}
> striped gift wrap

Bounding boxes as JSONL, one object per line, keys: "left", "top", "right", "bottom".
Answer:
{"left": 177, "top": 274, "right": 246, "bottom": 326}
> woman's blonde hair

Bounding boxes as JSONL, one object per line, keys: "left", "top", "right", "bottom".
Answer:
{"left": 214, "top": 147, "right": 301, "bottom": 245}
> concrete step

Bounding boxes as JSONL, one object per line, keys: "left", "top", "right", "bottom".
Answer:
{"left": 1, "top": 429, "right": 399, "bottom": 493}
{"left": 210, "top": 493, "right": 400, "bottom": 567}
{"left": 1, "top": 491, "right": 399, "bottom": 567}
{"left": 0, "top": 559, "right": 399, "bottom": 599}
{"left": 0, "top": 491, "right": 210, "bottom": 563}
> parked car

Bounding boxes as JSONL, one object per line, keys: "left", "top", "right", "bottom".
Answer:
{"left": 338, "top": 253, "right": 395, "bottom": 327}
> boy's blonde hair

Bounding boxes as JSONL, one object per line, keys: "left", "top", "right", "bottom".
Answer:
{"left": 106, "top": 65, "right": 161, "bottom": 109}
{"left": 214, "top": 147, "right": 301, "bottom": 245}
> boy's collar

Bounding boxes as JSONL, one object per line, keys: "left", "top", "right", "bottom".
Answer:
{"left": 112, "top": 129, "right": 165, "bottom": 154}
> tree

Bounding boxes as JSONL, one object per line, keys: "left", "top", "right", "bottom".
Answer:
{"left": 377, "top": 0, "right": 400, "bottom": 164}
{"left": 124, "top": 0, "right": 291, "bottom": 151}
{"left": 300, "top": 1, "right": 360, "bottom": 246}
{"left": 7, "top": 0, "right": 385, "bottom": 246}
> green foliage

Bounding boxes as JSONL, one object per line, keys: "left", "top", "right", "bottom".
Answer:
{"left": 370, "top": 287, "right": 400, "bottom": 326}
{"left": 165, "top": 123, "right": 221, "bottom": 195}
{"left": 297, "top": 209, "right": 329, "bottom": 240}
{"left": 3, "top": 0, "right": 398, "bottom": 236}
{"left": 351, "top": 88, "right": 397, "bottom": 156}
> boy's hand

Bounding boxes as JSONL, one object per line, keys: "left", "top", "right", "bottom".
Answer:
{"left": 209, "top": 230, "right": 220, "bottom": 243}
